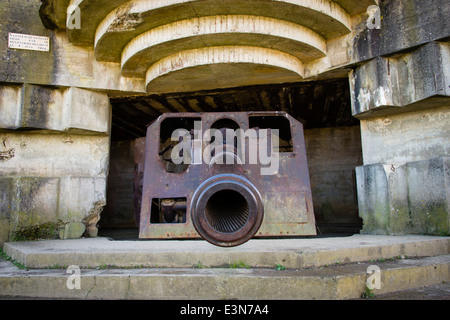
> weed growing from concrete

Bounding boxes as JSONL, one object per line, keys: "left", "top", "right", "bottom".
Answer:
{"left": 0, "top": 248, "right": 27, "bottom": 270}
{"left": 193, "top": 261, "right": 205, "bottom": 269}
{"left": 361, "top": 286, "right": 376, "bottom": 299}
{"left": 275, "top": 264, "right": 286, "bottom": 270}
{"left": 229, "top": 260, "right": 251, "bottom": 269}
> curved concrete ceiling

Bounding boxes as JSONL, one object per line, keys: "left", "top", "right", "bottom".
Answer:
{"left": 41, "top": 0, "right": 378, "bottom": 93}
{"left": 145, "top": 46, "right": 305, "bottom": 93}
{"left": 94, "top": 0, "right": 351, "bottom": 62}
{"left": 120, "top": 15, "right": 326, "bottom": 77}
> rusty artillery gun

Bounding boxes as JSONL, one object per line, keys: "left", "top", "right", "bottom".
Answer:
{"left": 136, "top": 112, "right": 316, "bottom": 247}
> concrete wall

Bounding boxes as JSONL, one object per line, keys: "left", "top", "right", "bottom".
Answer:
{"left": 0, "top": 0, "right": 144, "bottom": 94}
{"left": 0, "top": 0, "right": 117, "bottom": 245}
{"left": 35, "top": 0, "right": 378, "bottom": 93}
{"left": 351, "top": 41, "right": 450, "bottom": 236}
{"left": 348, "top": 0, "right": 450, "bottom": 235}
{"left": 355, "top": 106, "right": 450, "bottom": 235}
{"left": 356, "top": 157, "right": 449, "bottom": 236}
{"left": 360, "top": 106, "right": 450, "bottom": 166}
{"left": 305, "top": 126, "right": 363, "bottom": 232}
{"left": 0, "top": 84, "right": 111, "bottom": 245}
{"left": 350, "top": 42, "right": 450, "bottom": 119}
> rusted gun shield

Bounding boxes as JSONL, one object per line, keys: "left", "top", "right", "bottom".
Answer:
{"left": 137, "top": 112, "right": 316, "bottom": 247}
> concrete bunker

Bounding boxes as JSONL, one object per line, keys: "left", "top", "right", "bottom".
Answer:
{"left": 1, "top": 0, "right": 448, "bottom": 245}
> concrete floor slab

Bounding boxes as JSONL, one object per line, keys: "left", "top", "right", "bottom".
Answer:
{"left": 3, "top": 234, "right": 449, "bottom": 269}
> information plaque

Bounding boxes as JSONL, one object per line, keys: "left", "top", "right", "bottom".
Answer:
{"left": 8, "top": 33, "right": 50, "bottom": 52}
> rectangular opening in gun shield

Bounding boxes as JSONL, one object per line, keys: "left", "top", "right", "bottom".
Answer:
{"left": 159, "top": 117, "right": 201, "bottom": 173}
{"left": 248, "top": 115, "right": 293, "bottom": 152}
{"left": 150, "top": 197, "right": 187, "bottom": 224}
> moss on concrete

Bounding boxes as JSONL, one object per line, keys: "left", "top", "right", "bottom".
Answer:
{"left": 361, "top": 198, "right": 390, "bottom": 235}
{"left": 12, "top": 221, "right": 64, "bottom": 241}
{"left": 413, "top": 203, "right": 450, "bottom": 236}
{"left": 359, "top": 158, "right": 449, "bottom": 236}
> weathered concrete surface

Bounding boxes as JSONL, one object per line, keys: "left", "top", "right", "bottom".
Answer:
{"left": 359, "top": 106, "right": 450, "bottom": 165}
{"left": 0, "top": 0, "right": 144, "bottom": 94}
{"left": 351, "top": 38, "right": 450, "bottom": 237}
{"left": 355, "top": 105, "right": 449, "bottom": 237}
{"left": 352, "top": 0, "right": 450, "bottom": 63}
{"left": 95, "top": 0, "right": 351, "bottom": 63}
{"left": 0, "top": 84, "right": 111, "bottom": 245}
{"left": 366, "top": 282, "right": 450, "bottom": 300}
{"left": 39, "top": 0, "right": 71, "bottom": 30}
{"left": 145, "top": 46, "right": 305, "bottom": 93}
{"left": 356, "top": 158, "right": 449, "bottom": 236}
{"left": 42, "top": 0, "right": 379, "bottom": 45}
{"left": 350, "top": 42, "right": 450, "bottom": 119}
{"left": 3, "top": 235, "right": 448, "bottom": 269}
{"left": 4, "top": 0, "right": 449, "bottom": 95}
{"left": 1, "top": 235, "right": 449, "bottom": 300}
{"left": 0, "top": 134, "right": 109, "bottom": 178}
{"left": 1, "top": 256, "right": 448, "bottom": 300}
{"left": 31, "top": 0, "right": 380, "bottom": 94}
{"left": 0, "top": 84, "right": 111, "bottom": 133}
{"left": 33, "top": 0, "right": 450, "bottom": 95}
{"left": 0, "top": 176, "right": 108, "bottom": 244}
{"left": 121, "top": 15, "right": 327, "bottom": 77}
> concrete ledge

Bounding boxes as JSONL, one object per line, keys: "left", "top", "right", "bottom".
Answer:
{"left": 0, "top": 254, "right": 448, "bottom": 300}
{"left": 3, "top": 235, "right": 449, "bottom": 269}
{"left": 0, "top": 84, "right": 111, "bottom": 134}
{"left": 350, "top": 42, "right": 450, "bottom": 120}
